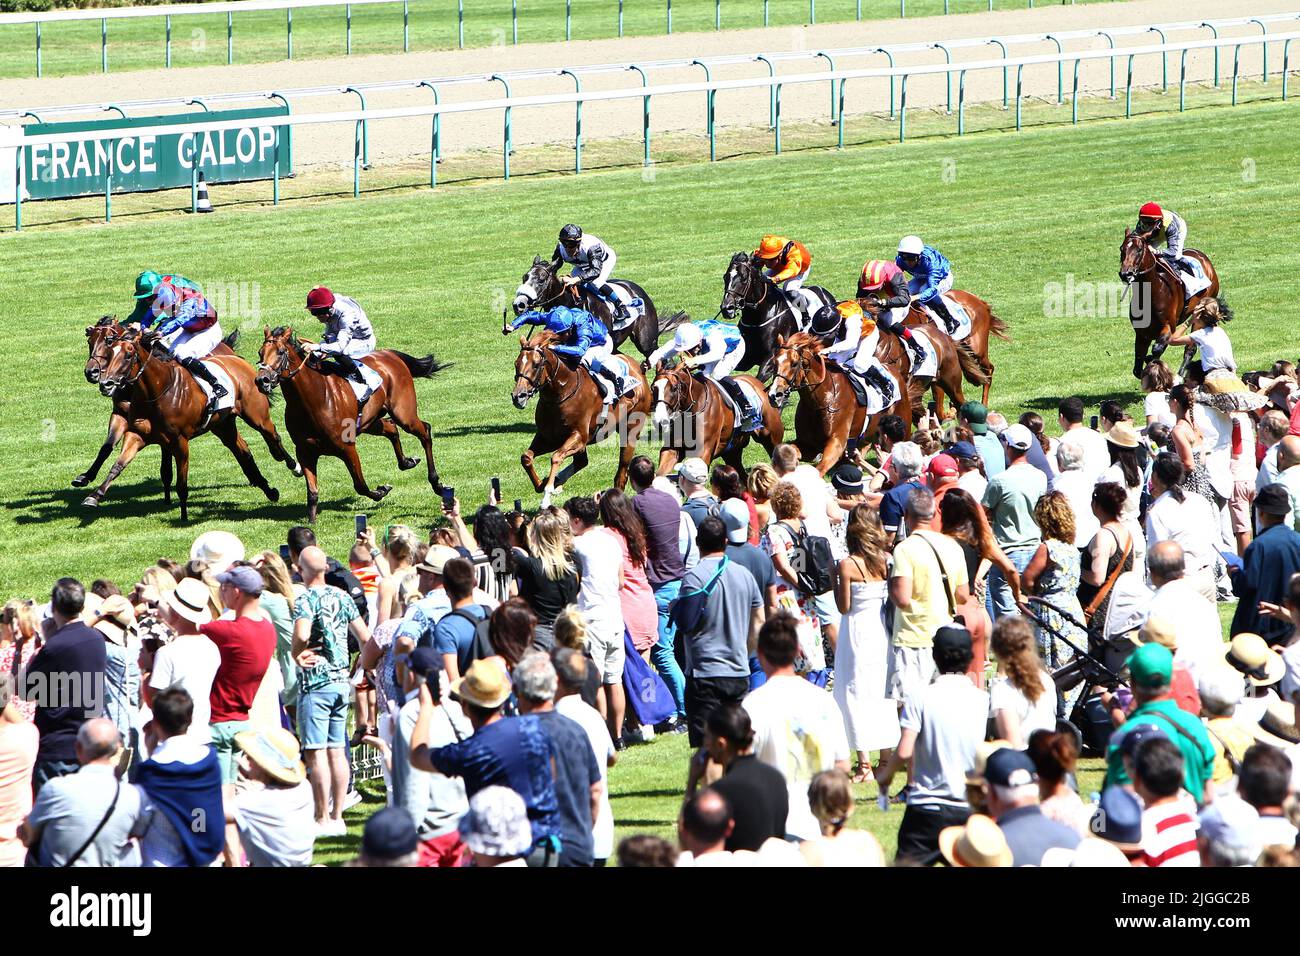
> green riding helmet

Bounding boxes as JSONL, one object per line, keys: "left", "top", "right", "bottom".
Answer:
{"left": 134, "top": 270, "right": 163, "bottom": 299}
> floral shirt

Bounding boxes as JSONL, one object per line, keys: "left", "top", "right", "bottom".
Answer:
{"left": 292, "top": 586, "right": 358, "bottom": 695}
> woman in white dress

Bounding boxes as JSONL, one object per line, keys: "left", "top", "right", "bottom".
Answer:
{"left": 833, "top": 504, "right": 897, "bottom": 782}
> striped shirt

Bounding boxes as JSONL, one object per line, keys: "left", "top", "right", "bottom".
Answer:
{"left": 1141, "top": 799, "right": 1201, "bottom": 867}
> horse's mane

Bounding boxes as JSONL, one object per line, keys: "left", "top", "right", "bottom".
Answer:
{"left": 269, "top": 325, "right": 303, "bottom": 347}
{"left": 785, "top": 331, "right": 822, "bottom": 351}
{"left": 529, "top": 330, "right": 562, "bottom": 348}
{"left": 95, "top": 315, "right": 117, "bottom": 327}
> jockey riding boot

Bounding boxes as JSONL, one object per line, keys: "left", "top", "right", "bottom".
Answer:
{"left": 926, "top": 296, "right": 959, "bottom": 335}
{"left": 601, "top": 284, "right": 631, "bottom": 323}
{"left": 595, "top": 365, "right": 624, "bottom": 404}
{"left": 861, "top": 364, "right": 893, "bottom": 401}
{"left": 894, "top": 326, "right": 926, "bottom": 370}
{"left": 333, "top": 354, "right": 374, "bottom": 423}
{"left": 180, "top": 357, "right": 227, "bottom": 416}
{"left": 716, "top": 376, "right": 751, "bottom": 426}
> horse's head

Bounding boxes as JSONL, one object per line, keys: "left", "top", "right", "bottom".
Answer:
{"left": 514, "top": 255, "right": 559, "bottom": 315}
{"left": 256, "top": 326, "right": 301, "bottom": 394}
{"left": 650, "top": 361, "right": 695, "bottom": 432}
{"left": 513, "top": 335, "right": 555, "bottom": 409}
{"left": 721, "top": 252, "right": 759, "bottom": 319}
{"left": 1119, "top": 228, "right": 1153, "bottom": 284}
{"left": 84, "top": 315, "right": 121, "bottom": 384}
{"left": 766, "top": 333, "right": 820, "bottom": 409}
{"left": 98, "top": 326, "right": 147, "bottom": 397}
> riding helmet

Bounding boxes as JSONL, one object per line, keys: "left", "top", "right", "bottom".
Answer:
{"left": 559, "top": 224, "right": 583, "bottom": 243}
{"left": 306, "top": 286, "right": 336, "bottom": 312}
{"left": 811, "top": 305, "right": 843, "bottom": 338}
{"left": 134, "top": 270, "right": 163, "bottom": 299}
{"left": 897, "top": 235, "right": 924, "bottom": 256}
{"left": 753, "top": 235, "right": 787, "bottom": 260}
{"left": 1138, "top": 201, "right": 1163, "bottom": 219}
{"left": 674, "top": 324, "right": 704, "bottom": 352}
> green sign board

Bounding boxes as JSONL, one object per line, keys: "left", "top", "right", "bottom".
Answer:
{"left": 22, "top": 106, "right": 291, "bottom": 200}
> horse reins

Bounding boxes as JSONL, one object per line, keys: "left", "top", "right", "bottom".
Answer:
{"left": 516, "top": 343, "right": 582, "bottom": 405}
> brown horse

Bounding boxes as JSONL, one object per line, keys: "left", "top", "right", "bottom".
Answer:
{"left": 90, "top": 327, "right": 300, "bottom": 521}
{"left": 1120, "top": 230, "right": 1219, "bottom": 379}
{"left": 860, "top": 303, "right": 968, "bottom": 422}
{"left": 256, "top": 327, "right": 447, "bottom": 523}
{"left": 900, "top": 290, "right": 1008, "bottom": 405}
{"left": 649, "top": 363, "right": 784, "bottom": 477}
{"left": 511, "top": 332, "right": 651, "bottom": 506}
{"left": 767, "top": 332, "right": 912, "bottom": 476}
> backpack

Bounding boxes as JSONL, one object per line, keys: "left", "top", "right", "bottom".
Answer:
{"left": 670, "top": 556, "right": 731, "bottom": 635}
{"left": 778, "top": 521, "right": 836, "bottom": 596}
{"left": 447, "top": 606, "right": 494, "bottom": 664}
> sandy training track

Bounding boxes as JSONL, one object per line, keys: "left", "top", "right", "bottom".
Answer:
{"left": 3, "top": 0, "right": 1295, "bottom": 170}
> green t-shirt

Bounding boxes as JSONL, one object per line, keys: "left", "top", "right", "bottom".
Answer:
{"left": 1103, "top": 698, "right": 1216, "bottom": 800}
{"left": 260, "top": 591, "right": 298, "bottom": 707}
{"left": 981, "top": 462, "right": 1047, "bottom": 552}
{"left": 292, "top": 585, "right": 358, "bottom": 695}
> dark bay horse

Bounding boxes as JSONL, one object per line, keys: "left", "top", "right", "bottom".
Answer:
{"left": 256, "top": 327, "right": 448, "bottom": 523}
{"left": 859, "top": 302, "right": 969, "bottom": 422}
{"left": 899, "top": 290, "right": 1008, "bottom": 406}
{"left": 512, "top": 256, "right": 678, "bottom": 357}
{"left": 511, "top": 332, "right": 651, "bottom": 506}
{"left": 720, "top": 252, "right": 836, "bottom": 378}
{"left": 91, "top": 327, "right": 299, "bottom": 521}
{"left": 75, "top": 316, "right": 239, "bottom": 489}
{"left": 1120, "top": 230, "right": 1219, "bottom": 379}
{"left": 649, "top": 363, "right": 783, "bottom": 477}
{"left": 767, "top": 332, "right": 912, "bottom": 476}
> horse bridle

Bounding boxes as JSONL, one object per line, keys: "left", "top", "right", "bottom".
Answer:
{"left": 658, "top": 366, "right": 704, "bottom": 416}
{"left": 723, "top": 258, "right": 767, "bottom": 317}
{"left": 521, "top": 263, "right": 572, "bottom": 312}
{"left": 103, "top": 330, "right": 182, "bottom": 403}
{"left": 258, "top": 337, "right": 312, "bottom": 384}
{"left": 515, "top": 342, "right": 582, "bottom": 405}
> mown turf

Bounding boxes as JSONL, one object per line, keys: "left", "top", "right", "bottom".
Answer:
{"left": 0, "top": 0, "right": 1127, "bottom": 79}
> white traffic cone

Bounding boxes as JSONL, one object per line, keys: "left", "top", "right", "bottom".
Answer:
{"left": 195, "top": 172, "right": 213, "bottom": 213}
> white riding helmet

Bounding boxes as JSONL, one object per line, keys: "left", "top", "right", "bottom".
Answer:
{"left": 898, "top": 235, "right": 924, "bottom": 256}
{"left": 674, "top": 324, "right": 704, "bottom": 352}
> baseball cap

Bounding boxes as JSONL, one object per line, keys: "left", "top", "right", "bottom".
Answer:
{"left": 948, "top": 440, "right": 978, "bottom": 461}
{"left": 215, "top": 565, "right": 264, "bottom": 596}
{"left": 719, "top": 498, "right": 751, "bottom": 545}
{"left": 1198, "top": 798, "right": 1262, "bottom": 855}
{"left": 831, "top": 463, "right": 865, "bottom": 495}
{"left": 1091, "top": 786, "right": 1143, "bottom": 849}
{"left": 932, "top": 625, "right": 972, "bottom": 657}
{"left": 1117, "top": 720, "right": 1169, "bottom": 759}
{"left": 983, "top": 747, "right": 1037, "bottom": 789}
{"left": 959, "top": 401, "right": 989, "bottom": 434}
{"left": 407, "top": 646, "right": 443, "bottom": 679}
{"left": 926, "top": 453, "right": 959, "bottom": 482}
{"left": 1001, "top": 423, "right": 1034, "bottom": 451}
{"left": 677, "top": 457, "right": 709, "bottom": 485}
{"left": 361, "top": 807, "right": 418, "bottom": 862}
{"left": 415, "top": 544, "right": 460, "bottom": 575}
{"left": 1128, "top": 642, "right": 1173, "bottom": 689}
{"left": 1136, "top": 615, "right": 1177, "bottom": 651}
{"left": 1256, "top": 483, "right": 1292, "bottom": 516}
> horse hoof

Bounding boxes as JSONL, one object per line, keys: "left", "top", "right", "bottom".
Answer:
{"left": 81, "top": 496, "right": 99, "bottom": 508}
{"left": 266, "top": 487, "right": 280, "bottom": 503}
{"left": 400, "top": 456, "right": 421, "bottom": 471}
{"left": 71, "top": 475, "right": 89, "bottom": 488}
{"left": 291, "top": 463, "right": 304, "bottom": 478}
{"left": 375, "top": 485, "right": 393, "bottom": 499}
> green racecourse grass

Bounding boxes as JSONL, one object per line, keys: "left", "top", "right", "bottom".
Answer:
{"left": 2, "top": 92, "right": 1290, "bottom": 864}
{"left": 0, "top": 0, "right": 1127, "bottom": 79}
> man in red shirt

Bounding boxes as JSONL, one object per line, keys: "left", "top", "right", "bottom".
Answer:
{"left": 202, "top": 564, "right": 277, "bottom": 783}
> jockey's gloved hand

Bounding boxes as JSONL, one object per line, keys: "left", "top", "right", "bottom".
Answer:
{"left": 640, "top": 359, "right": 651, "bottom": 373}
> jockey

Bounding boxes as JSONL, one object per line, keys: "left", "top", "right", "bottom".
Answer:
{"left": 753, "top": 235, "right": 812, "bottom": 292}
{"left": 129, "top": 271, "right": 203, "bottom": 324}
{"left": 137, "top": 279, "right": 226, "bottom": 417}
{"left": 1135, "top": 202, "right": 1194, "bottom": 274}
{"left": 858, "top": 259, "right": 926, "bottom": 370}
{"left": 302, "top": 287, "right": 379, "bottom": 419}
{"left": 811, "top": 301, "right": 894, "bottom": 401}
{"left": 507, "top": 305, "right": 625, "bottom": 405}
{"left": 895, "top": 236, "right": 958, "bottom": 335}
{"left": 550, "top": 224, "right": 631, "bottom": 324}
{"left": 646, "top": 320, "right": 753, "bottom": 422}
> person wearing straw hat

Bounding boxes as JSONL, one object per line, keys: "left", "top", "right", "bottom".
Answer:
{"left": 225, "top": 726, "right": 315, "bottom": 867}
{"left": 190, "top": 530, "right": 245, "bottom": 577}
{"left": 91, "top": 594, "right": 139, "bottom": 746}
{"left": 147, "top": 577, "right": 221, "bottom": 746}
{"left": 1040, "top": 837, "right": 1131, "bottom": 867}
{"left": 1230, "top": 484, "right": 1300, "bottom": 643}
{"left": 937, "top": 814, "right": 1013, "bottom": 868}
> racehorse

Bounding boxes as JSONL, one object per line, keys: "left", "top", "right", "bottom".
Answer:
{"left": 256, "top": 327, "right": 448, "bottom": 523}
{"left": 512, "top": 256, "right": 678, "bottom": 358}
{"left": 719, "top": 252, "right": 836, "bottom": 378}
{"left": 90, "top": 327, "right": 300, "bottom": 521}
{"left": 649, "top": 362, "right": 784, "bottom": 478}
{"left": 899, "top": 290, "right": 1008, "bottom": 406}
{"left": 74, "top": 316, "right": 239, "bottom": 490}
{"left": 859, "top": 302, "right": 970, "bottom": 422}
{"left": 767, "top": 332, "right": 912, "bottom": 476}
{"left": 1120, "top": 230, "right": 1220, "bottom": 379}
{"left": 511, "top": 331, "right": 651, "bottom": 506}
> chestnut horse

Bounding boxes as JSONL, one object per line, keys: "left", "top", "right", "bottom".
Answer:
{"left": 719, "top": 252, "right": 837, "bottom": 378}
{"left": 767, "top": 332, "right": 912, "bottom": 476}
{"left": 1120, "top": 230, "right": 1219, "bottom": 379}
{"left": 860, "top": 303, "right": 968, "bottom": 422}
{"left": 511, "top": 332, "right": 651, "bottom": 506}
{"left": 899, "top": 290, "right": 1008, "bottom": 405}
{"left": 512, "top": 256, "right": 679, "bottom": 358}
{"left": 74, "top": 316, "right": 239, "bottom": 490}
{"left": 256, "top": 327, "right": 448, "bottom": 523}
{"left": 649, "top": 363, "right": 784, "bottom": 477}
{"left": 90, "top": 327, "right": 300, "bottom": 521}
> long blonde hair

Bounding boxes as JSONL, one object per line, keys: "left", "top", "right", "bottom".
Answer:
{"left": 385, "top": 525, "right": 419, "bottom": 566}
{"left": 991, "top": 616, "right": 1047, "bottom": 704}
{"left": 1, "top": 599, "right": 36, "bottom": 646}
{"left": 845, "top": 504, "right": 888, "bottom": 579}
{"left": 526, "top": 511, "right": 576, "bottom": 583}
{"left": 256, "top": 551, "right": 297, "bottom": 603}
{"left": 553, "top": 605, "right": 588, "bottom": 651}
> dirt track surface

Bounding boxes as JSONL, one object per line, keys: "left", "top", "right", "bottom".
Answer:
{"left": 3, "top": 0, "right": 1295, "bottom": 169}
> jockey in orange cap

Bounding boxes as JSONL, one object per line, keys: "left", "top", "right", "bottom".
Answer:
{"left": 858, "top": 259, "right": 926, "bottom": 370}
{"left": 811, "top": 300, "right": 894, "bottom": 400}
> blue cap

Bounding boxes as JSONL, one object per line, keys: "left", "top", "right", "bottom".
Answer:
{"left": 1117, "top": 720, "right": 1169, "bottom": 759}
{"left": 1091, "top": 786, "right": 1143, "bottom": 848}
{"left": 362, "top": 807, "right": 417, "bottom": 861}
{"left": 948, "top": 440, "right": 978, "bottom": 461}
{"left": 214, "top": 565, "right": 263, "bottom": 595}
{"left": 984, "top": 747, "right": 1037, "bottom": 788}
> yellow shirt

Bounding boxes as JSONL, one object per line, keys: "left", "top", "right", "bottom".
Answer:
{"left": 889, "top": 530, "right": 969, "bottom": 649}
{"left": 1205, "top": 716, "right": 1255, "bottom": 786}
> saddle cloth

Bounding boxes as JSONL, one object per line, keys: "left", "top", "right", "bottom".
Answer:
{"left": 919, "top": 294, "right": 973, "bottom": 341}
{"left": 784, "top": 288, "right": 823, "bottom": 331}
{"left": 911, "top": 329, "right": 940, "bottom": 379}
{"left": 590, "top": 355, "right": 640, "bottom": 400}
{"left": 608, "top": 282, "right": 647, "bottom": 332}
{"left": 1160, "top": 254, "right": 1212, "bottom": 297}
{"left": 192, "top": 360, "right": 237, "bottom": 412}
{"left": 345, "top": 362, "right": 385, "bottom": 403}
{"left": 710, "top": 377, "right": 764, "bottom": 432}
{"left": 843, "top": 360, "right": 899, "bottom": 416}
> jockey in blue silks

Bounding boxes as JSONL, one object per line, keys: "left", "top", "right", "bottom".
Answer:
{"left": 507, "top": 305, "right": 625, "bottom": 404}
{"left": 895, "top": 235, "right": 957, "bottom": 335}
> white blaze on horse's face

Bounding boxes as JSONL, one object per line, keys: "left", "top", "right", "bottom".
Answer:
{"left": 514, "top": 281, "right": 537, "bottom": 312}
{"left": 653, "top": 379, "right": 672, "bottom": 430}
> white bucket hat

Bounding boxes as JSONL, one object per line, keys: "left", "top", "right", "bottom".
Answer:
{"left": 190, "top": 530, "right": 246, "bottom": 575}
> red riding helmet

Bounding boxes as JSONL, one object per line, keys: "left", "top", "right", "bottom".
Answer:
{"left": 306, "top": 286, "right": 335, "bottom": 312}
{"left": 1138, "top": 202, "right": 1163, "bottom": 219}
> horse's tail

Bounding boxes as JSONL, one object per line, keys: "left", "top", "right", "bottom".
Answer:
{"left": 956, "top": 340, "right": 992, "bottom": 386}
{"left": 987, "top": 310, "right": 1011, "bottom": 342}
{"left": 658, "top": 310, "right": 689, "bottom": 337}
{"left": 392, "top": 351, "right": 452, "bottom": 379}
{"left": 222, "top": 328, "right": 240, "bottom": 350}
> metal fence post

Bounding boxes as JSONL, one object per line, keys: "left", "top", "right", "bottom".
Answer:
{"left": 1232, "top": 44, "right": 1241, "bottom": 104}
{"left": 691, "top": 60, "right": 712, "bottom": 135}
{"left": 1096, "top": 31, "right": 1114, "bottom": 98}
{"left": 667, "top": 0, "right": 672, "bottom": 34}
{"left": 985, "top": 39, "right": 1007, "bottom": 107}
{"left": 1199, "top": 23, "right": 1219, "bottom": 87}
{"left": 267, "top": 92, "right": 293, "bottom": 172}
{"left": 105, "top": 138, "right": 114, "bottom": 223}
{"left": 227, "top": 11, "right": 233, "bottom": 64}
{"left": 774, "top": 83, "right": 782, "bottom": 154}
{"left": 763, "top": 0, "right": 768, "bottom": 26}
{"left": 1125, "top": 54, "right": 1134, "bottom": 117}
{"left": 403, "top": 0, "right": 409, "bottom": 52}
{"left": 165, "top": 15, "right": 172, "bottom": 68}
{"left": 1071, "top": 59, "right": 1081, "bottom": 123}
{"left": 931, "top": 43, "right": 952, "bottom": 113}
{"left": 191, "top": 165, "right": 198, "bottom": 213}
{"left": 1045, "top": 34, "right": 1063, "bottom": 104}
{"left": 458, "top": 0, "right": 464, "bottom": 49}
{"left": 1285, "top": 38, "right": 1294, "bottom": 100}
{"left": 755, "top": 55, "right": 776, "bottom": 127}
{"left": 958, "top": 69, "right": 966, "bottom": 133}
{"left": 1014, "top": 64, "right": 1024, "bottom": 129}
{"left": 837, "top": 78, "right": 846, "bottom": 147}
{"left": 353, "top": 121, "right": 362, "bottom": 197}
{"left": 628, "top": 65, "right": 651, "bottom": 165}
{"left": 815, "top": 52, "right": 837, "bottom": 123}
{"left": 899, "top": 74, "right": 908, "bottom": 142}
{"left": 566, "top": 0, "right": 572, "bottom": 40}
{"left": 418, "top": 81, "right": 441, "bottom": 168}
{"left": 1179, "top": 48, "right": 1188, "bottom": 110}
{"left": 15, "top": 145, "right": 23, "bottom": 231}
{"left": 809, "top": 0, "right": 815, "bottom": 25}
{"left": 511, "top": 0, "right": 517, "bottom": 44}
{"left": 491, "top": 74, "right": 512, "bottom": 180}
{"left": 1250, "top": 19, "right": 1269, "bottom": 80}
{"left": 35, "top": 22, "right": 41, "bottom": 78}
{"left": 102, "top": 18, "right": 108, "bottom": 73}
{"left": 875, "top": 48, "right": 895, "bottom": 117}
{"left": 346, "top": 4, "right": 352, "bottom": 54}
{"left": 619, "top": 0, "right": 624, "bottom": 36}
{"left": 1146, "top": 28, "right": 1166, "bottom": 91}
{"left": 560, "top": 69, "right": 583, "bottom": 173}
{"left": 715, "top": 0, "right": 721, "bottom": 30}
{"left": 344, "top": 87, "right": 370, "bottom": 168}
{"left": 287, "top": 8, "right": 293, "bottom": 59}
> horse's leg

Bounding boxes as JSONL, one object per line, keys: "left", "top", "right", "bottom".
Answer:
{"left": 299, "top": 449, "right": 322, "bottom": 523}
{"left": 240, "top": 401, "right": 301, "bottom": 477}
{"left": 612, "top": 410, "right": 645, "bottom": 489}
{"left": 367, "top": 417, "right": 420, "bottom": 470}
{"left": 214, "top": 418, "right": 279, "bottom": 503}
{"left": 83, "top": 431, "right": 148, "bottom": 510}
{"left": 541, "top": 431, "right": 587, "bottom": 507}
{"left": 553, "top": 449, "right": 590, "bottom": 492}
{"left": 1133, "top": 334, "right": 1149, "bottom": 380}
{"left": 339, "top": 441, "right": 392, "bottom": 503}
{"left": 174, "top": 437, "right": 191, "bottom": 523}
{"left": 73, "top": 410, "right": 127, "bottom": 487}
{"left": 387, "top": 396, "right": 443, "bottom": 491}
{"left": 160, "top": 447, "right": 173, "bottom": 507}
